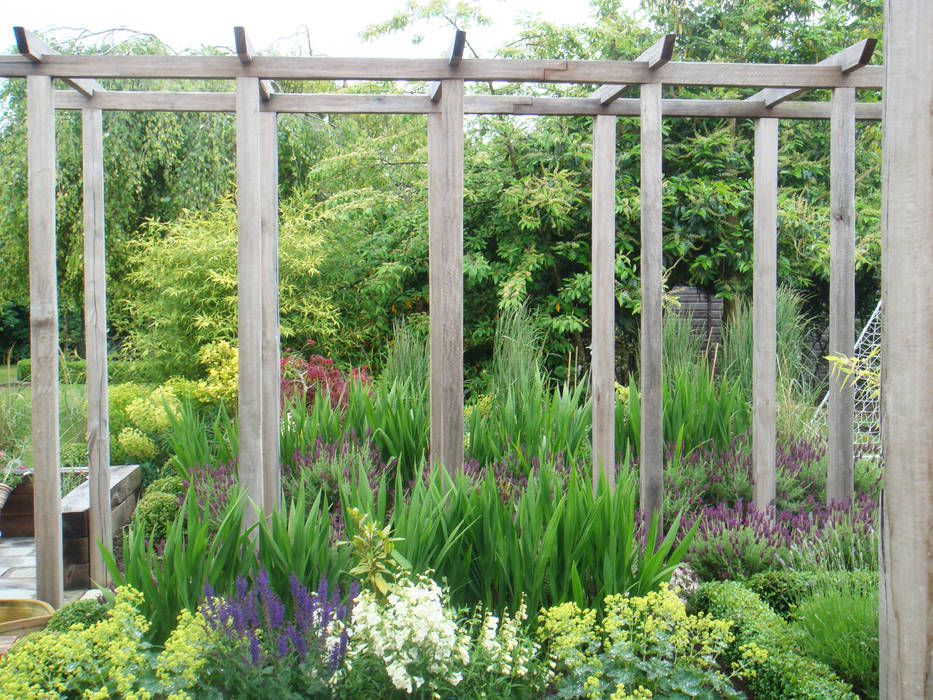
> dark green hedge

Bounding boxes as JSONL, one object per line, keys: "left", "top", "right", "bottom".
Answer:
{"left": 15, "top": 358, "right": 87, "bottom": 383}
{"left": 16, "top": 357, "right": 165, "bottom": 384}
{"left": 693, "top": 580, "right": 858, "bottom": 700}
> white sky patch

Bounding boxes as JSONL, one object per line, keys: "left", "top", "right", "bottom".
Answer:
{"left": 5, "top": 0, "right": 641, "bottom": 58}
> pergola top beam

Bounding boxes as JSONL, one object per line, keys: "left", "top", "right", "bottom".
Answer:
{"left": 14, "top": 26, "right": 102, "bottom": 97}
{"left": 0, "top": 54, "right": 884, "bottom": 88}
{"left": 747, "top": 38, "right": 877, "bottom": 107}
{"left": 234, "top": 26, "right": 275, "bottom": 101}
{"left": 592, "top": 34, "right": 675, "bottom": 105}
{"left": 428, "top": 29, "right": 467, "bottom": 102}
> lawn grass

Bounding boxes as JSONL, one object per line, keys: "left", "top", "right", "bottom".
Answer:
{"left": 0, "top": 381, "right": 88, "bottom": 467}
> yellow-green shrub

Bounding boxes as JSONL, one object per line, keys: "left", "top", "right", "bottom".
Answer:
{"left": 122, "top": 196, "right": 338, "bottom": 376}
{"left": 106, "top": 382, "right": 153, "bottom": 462}
{"left": 194, "top": 341, "right": 238, "bottom": 407}
{"left": 126, "top": 385, "right": 181, "bottom": 435}
{"left": 538, "top": 584, "right": 759, "bottom": 699}
{"left": 0, "top": 586, "right": 152, "bottom": 699}
{"left": 118, "top": 426, "right": 157, "bottom": 461}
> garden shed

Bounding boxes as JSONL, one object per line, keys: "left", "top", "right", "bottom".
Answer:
{"left": 0, "top": 3, "right": 930, "bottom": 694}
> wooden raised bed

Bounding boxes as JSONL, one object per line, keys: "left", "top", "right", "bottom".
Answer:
{"left": 0, "top": 465, "right": 141, "bottom": 588}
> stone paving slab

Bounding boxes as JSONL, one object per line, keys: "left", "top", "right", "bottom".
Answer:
{"left": 0, "top": 537, "right": 89, "bottom": 605}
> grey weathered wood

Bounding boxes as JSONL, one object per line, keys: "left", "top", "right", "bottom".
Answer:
{"left": 639, "top": 82, "right": 663, "bottom": 525}
{"left": 427, "top": 29, "right": 467, "bottom": 102}
{"left": 260, "top": 110, "right": 280, "bottom": 514}
{"left": 236, "top": 77, "right": 264, "bottom": 524}
{"left": 55, "top": 90, "right": 239, "bottom": 112}
{"left": 427, "top": 79, "right": 464, "bottom": 475}
{"left": 448, "top": 30, "right": 467, "bottom": 67}
{"left": 0, "top": 54, "right": 885, "bottom": 88}
{"left": 592, "top": 34, "right": 675, "bottom": 104}
{"left": 591, "top": 114, "right": 617, "bottom": 493}
{"left": 59, "top": 465, "right": 140, "bottom": 513}
{"left": 81, "top": 106, "right": 112, "bottom": 585}
{"left": 28, "top": 74, "right": 63, "bottom": 608}
{"left": 879, "top": 2, "right": 933, "bottom": 694}
{"left": 233, "top": 26, "right": 275, "bottom": 100}
{"left": 14, "top": 27, "right": 102, "bottom": 97}
{"left": 826, "top": 87, "right": 855, "bottom": 506}
{"left": 53, "top": 90, "right": 885, "bottom": 121}
{"left": 747, "top": 38, "right": 876, "bottom": 107}
{"left": 427, "top": 81, "right": 443, "bottom": 102}
{"left": 752, "top": 118, "right": 778, "bottom": 510}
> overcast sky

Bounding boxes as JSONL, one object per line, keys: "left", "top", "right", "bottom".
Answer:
{"left": 6, "top": 0, "right": 642, "bottom": 59}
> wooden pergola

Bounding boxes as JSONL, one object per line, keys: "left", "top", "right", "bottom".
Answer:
{"left": 1, "top": 6, "right": 929, "bottom": 692}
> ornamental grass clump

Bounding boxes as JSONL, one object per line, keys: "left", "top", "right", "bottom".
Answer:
{"left": 538, "top": 583, "right": 762, "bottom": 699}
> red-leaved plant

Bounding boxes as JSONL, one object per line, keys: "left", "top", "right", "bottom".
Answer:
{"left": 281, "top": 340, "right": 371, "bottom": 410}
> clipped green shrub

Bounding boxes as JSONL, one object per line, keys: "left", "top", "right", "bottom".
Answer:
{"left": 15, "top": 357, "right": 87, "bottom": 383}
{"left": 746, "top": 570, "right": 812, "bottom": 616}
{"left": 131, "top": 489, "right": 181, "bottom": 543}
{"left": 747, "top": 569, "right": 877, "bottom": 617}
{"left": 693, "top": 580, "right": 858, "bottom": 700}
{"left": 45, "top": 597, "right": 110, "bottom": 632}
{"left": 145, "top": 474, "right": 185, "bottom": 497}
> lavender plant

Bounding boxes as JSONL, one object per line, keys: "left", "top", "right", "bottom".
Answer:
{"left": 197, "top": 569, "right": 357, "bottom": 698}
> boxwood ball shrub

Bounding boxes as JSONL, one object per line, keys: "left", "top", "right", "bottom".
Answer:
{"left": 131, "top": 489, "right": 181, "bottom": 543}
{"left": 693, "top": 580, "right": 858, "bottom": 699}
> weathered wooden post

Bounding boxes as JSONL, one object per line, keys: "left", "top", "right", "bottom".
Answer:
{"left": 879, "top": 1, "right": 933, "bottom": 694}
{"left": 27, "top": 73, "right": 64, "bottom": 607}
{"left": 752, "top": 118, "right": 778, "bottom": 510}
{"left": 82, "top": 106, "right": 112, "bottom": 584}
{"left": 236, "top": 76, "right": 264, "bottom": 524}
{"left": 591, "top": 113, "right": 617, "bottom": 493}
{"left": 826, "top": 86, "right": 855, "bottom": 505}
{"left": 640, "top": 81, "right": 664, "bottom": 525}
{"left": 427, "top": 78, "right": 465, "bottom": 476}
{"left": 260, "top": 110, "right": 280, "bottom": 514}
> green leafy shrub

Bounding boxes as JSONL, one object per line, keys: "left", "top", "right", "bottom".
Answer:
{"left": 145, "top": 474, "right": 185, "bottom": 496}
{"left": 132, "top": 489, "right": 181, "bottom": 543}
{"left": 538, "top": 583, "right": 757, "bottom": 699}
{"left": 45, "top": 597, "right": 110, "bottom": 632}
{"left": 694, "top": 580, "right": 858, "bottom": 699}
{"left": 745, "top": 570, "right": 812, "bottom": 617}
{"left": 792, "top": 577, "right": 879, "bottom": 698}
{"left": 122, "top": 196, "right": 338, "bottom": 376}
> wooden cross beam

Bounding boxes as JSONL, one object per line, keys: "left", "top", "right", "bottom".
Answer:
{"left": 14, "top": 27, "right": 103, "bottom": 97}
{"left": 428, "top": 29, "right": 467, "bottom": 102}
{"left": 592, "top": 34, "right": 675, "bottom": 105}
{"left": 234, "top": 26, "right": 275, "bottom": 101}
{"left": 746, "top": 38, "right": 877, "bottom": 107}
